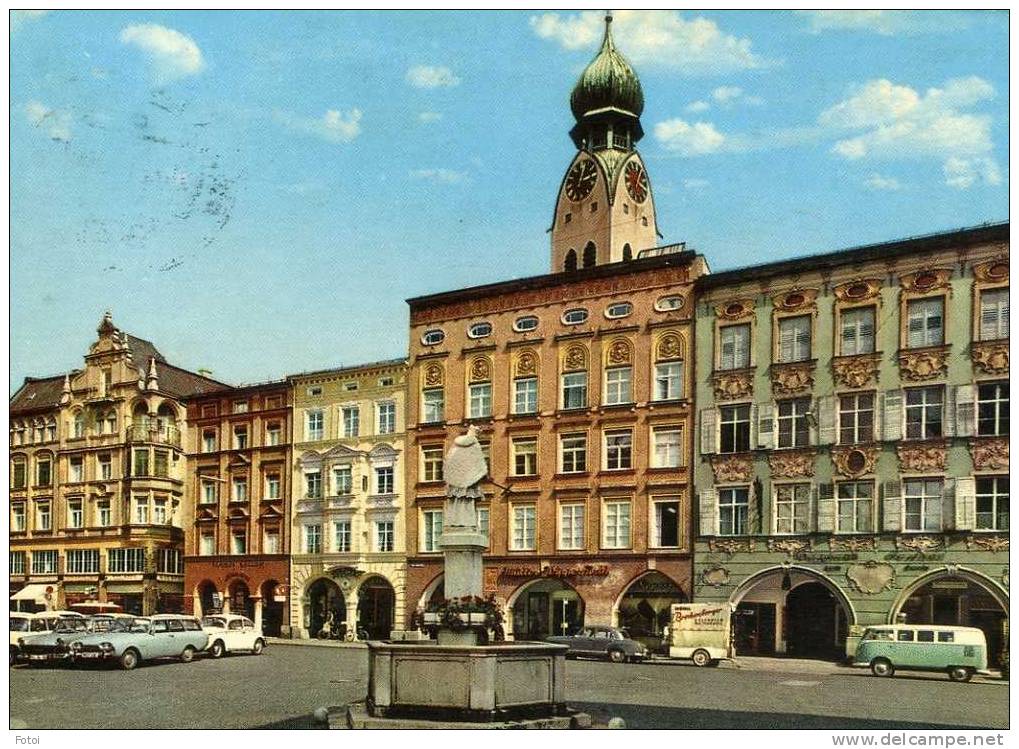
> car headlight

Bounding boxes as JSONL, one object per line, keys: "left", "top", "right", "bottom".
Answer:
{"left": 99, "top": 642, "right": 114, "bottom": 651}
{"left": 70, "top": 641, "right": 82, "bottom": 651}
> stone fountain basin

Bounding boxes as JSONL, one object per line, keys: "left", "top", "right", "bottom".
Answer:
{"left": 366, "top": 640, "right": 570, "bottom": 722}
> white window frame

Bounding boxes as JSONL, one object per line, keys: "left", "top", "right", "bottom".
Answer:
{"left": 31, "top": 550, "right": 58, "bottom": 574}
{"left": 469, "top": 382, "right": 492, "bottom": 419}
{"left": 839, "top": 392, "right": 875, "bottom": 444}
{"left": 719, "top": 324, "right": 751, "bottom": 371}
{"left": 305, "top": 470, "right": 322, "bottom": 499}
{"left": 342, "top": 406, "right": 360, "bottom": 438}
{"left": 773, "top": 483, "right": 811, "bottom": 535}
{"left": 778, "top": 315, "right": 812, "bottom": 363}
{"left": 975, "top": 476, "right": 1008, "bottom": 531}
{"left": 718, "top": 486, "right": 749, "bottom": 536}
{"left": 511, "top": 505, "right": 536, "bottom": 550}
{"left": 511, "top": 437, "right": 538, "bottom": 476}
{"left": 906, "top": 297, "right": 945, "bottom": 348}
{"left": 777, "top": 398, "right": 811, "bottom": 449}
{"left": 903, "top": 478, "right": 943, "bottom": 532}
{"left": 559, "top": 433, "right": 587, "bottom": 474}
{"left": 69, "top": 457, "right": 84, "bottom": 483}
{"left": 333, "top": 520, "right": 352, "bottom": 552}
{"left": 97, "top": 500, "right": 111, "bottom": 527}
{"left": 602, "top": 500, "right": 631, "bottom": 549}
{"left": 265, "top": 473, "right": 281, "bottom": 500}
{"left": 651, "top": 426, "right": 683, "bottom": 468}
{"left": 513, "top": 377, "right": 538, "bottom": 415}
{"left": 977, "top": 382, "right": 1009, "bottom": 437}
{"left": 979, "top": 287, "right": 1009, "bottom": 341}
{"left": 559, "top": 503, "right": 585, "bottom": 551}
{"left": 653, "top": 361, "right": 683, "bottom": 401}
{"left": 604, "top": 429, "right": 633, "bottom": 470}
{"left": 840, "top": 306, "right": 876, "bottom": 356}
{"left": 199, "top": 531, "right": 215, "bottom": 556}
{"left": 305, "top": 410, "right": 324, "bottom": 441}
{"left": 422, "top": 388, "right": 445, "bottom": 424}
{"left": 375, "top": 466, "right": 395, "bottom": 495}
{"left": 561, "top": 371, "right": 588, "bottom": 410}
{"left": 604, "top": 366, "right": 632, "bottom": 405}
{"left": 422, "top": 509, "right": 444, "bottom": 552}
{"left": 905, "top": 386, "right": 944, "bottom": 440}
{"left": 651, "top": 497, "right": 681, "bottom": 548}
{"left": 332, "top": 465, "right": 352, "bottom": 495}
{"left": 836, "top": 481, "right": 875, "bottom": 534}
{"left": 377, "top": 401, "right": 396, "bottom": 435}
{"left": 719, "top": 404, "right": 752, "bottom": 454}
{"left": 375, "top": 520, "right": 395, "bottom": 552}
{"left": 304, "top": 524, "right": 322, "bottom": 554}
{"left": 67, "top": 499, "right": 83, "bottom": 529}
{"left": 422, "top": 447, "right": 444, "bottom": 483}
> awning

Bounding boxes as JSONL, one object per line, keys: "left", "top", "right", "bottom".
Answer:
{"left": 10, "top": 583, "right": 52, "bottom": 604}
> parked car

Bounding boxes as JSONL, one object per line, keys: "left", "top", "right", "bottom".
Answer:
{"left": 16, "top": 614, "right": 92, "bottom": 666}
{"left": 10, "top": 613, "right": 52, "bottom": 665}
{"left": 70, "top": 614, "right": 208, "bottom": 670}
{"left": 201, "top": 614, "right": 266, "bottom": 657}
{"left": 546, "top": 626, "right": 648, "bottom": 663}
{"left": 852, "top": 624, "right": 990, "bottom": 682}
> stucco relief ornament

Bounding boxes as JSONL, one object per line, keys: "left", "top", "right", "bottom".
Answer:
{"left": 828, "top": 536, "right": 876, "bottom": 552}
{"left": 773, "top": 289, "right": 818, "bottom": 311}
{"left": 971, "top": 341, "right": 1009, "bottom": 375}
{"left": 563, "top": 346, "right": 587, "bottom": 371}
{"left": 973, "top": 257, "right": 1009, "bottom": 283}
{"left": 832, "top": 446, "right": 878, "bottom": 478}
{"left": 971, "top": 439, "right": 1009, "bottom": 471}
{"left": 964, "top": 535, "right": 1009, "bottom": 552}
{"left": 700, "top": 566, "right": 731, "bottom": 588}
{"left": 898, "top": 348, "right": 949, "bottom": 381}
{"left": 768, "top": 450, "right": 816, "bottom": 478}
{"left": 469, "top": 357, "right": 491, "bottom": 383}
{"left": 767, "top": 538, "right": 810, "bottom": 556}
{"left": 900, "top": 268, "right": 953, "bottom": 294}
{"left": 708, "top": 538, "right": 755, "bottom": 555}
{"left": 657, "top": 334, "right": 682, "bottom": 361}
{"left": 896, "top": 442, "right": 947, "bottom": 472}
{"left": 424, "top": 364, "right": 443, "bottom": 387}
{"left": 607, "top": 341, "right": 632, "bottom": 365}
{"left": 895, "top": 535, "right": 945, "bottom": 554}
{"left": 846, "top": 562, "right": 896, "bottom": 595}
{"left": 716, "top": 299, "right": 755, "bottom": 321}
{"left": 516, "top": 351, "right": 538, "bottom": 376}
{"left": 712, "top": 371, "right": 753, "bottom": 401}
{"left": 832, "top": 354, "right": 880, "bottom": 389}
{"left": 833, "top": 279, "right": 882, "bottom": 302}
{"left": 710, "top": 454, "right": 754, "bottom": 483}
{"left": 771, "top": 363, "right": 815, "bottom": 397}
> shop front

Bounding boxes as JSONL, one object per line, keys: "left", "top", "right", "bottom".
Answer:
{"left": 184, "top": 555, "right": 290, "bottom": 636}
{"left": 289, "top": 560, "right": 406, "bottom": 640}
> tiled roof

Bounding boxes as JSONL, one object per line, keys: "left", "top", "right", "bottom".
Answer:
{"left": 10, "top": 375, "right": 69, "bottom": 415}
{"left": 125, "top": 334, "right": 166, "bottom": 364}
{"left": 157, "top": 363, "right": 230, "bottom": 399}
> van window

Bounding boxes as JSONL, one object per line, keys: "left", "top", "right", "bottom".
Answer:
{"left": 917, "top": 630, "right": 935, "bottom": 642}
{"left": 167, "top": 619, "right": 185, "bottom": 632}
{"left": 937, "top": 632, "right": 955, "bottom": 643}
{"left": 151, "top": 620, "right": 169, "bottom": 633}
{"left": 864, "top": 629, "right": 894, "bottom": 641}
{"left": 897, "top": 630, "right": 915, "bottom": 642}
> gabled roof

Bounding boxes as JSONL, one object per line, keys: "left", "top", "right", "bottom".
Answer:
{"left": 156, "top": 362, "right": 230, "bottom": 399}
{"left": 9, "top": 375, "right": 69, "bottom": 415}
{"left": 124, "top": 334, "right": 166, "bottom": 364}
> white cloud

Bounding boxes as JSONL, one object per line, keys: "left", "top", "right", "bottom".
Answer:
{"left": 530, "top": 10, "right": 766, "bottom": 74}
{"left": 11, "top": 10, "right": 50, "bottom": 33}
{"left": 712, "top": 86, "right": 742, "bottom": 104}
{"left": 683, "top": 178, "right": 709, "bottom": 190}
{"left": 685, "top": 100, "right": 710, "bottom": 113}
{"left": 797, "top": 10, "right": 970, "bottom": 36}
{"left": 653, "top": 118, "right": 725, "bottom": 156}
{"left": 418, "top": 111, "right": 443, "bottom": 124}
{"left": 277, "top": 108, "right": 363, "bottom": 144}
{"left": 119, "top": 23, "right": 204, "bottom": 82}
{"left": 864, "top": 173, "right": 902, "bottom": 191}
{"left": 406, "top": 65, "right": 460, "bottom": 89}
{"left": 820, "top": 77, "right": 999, "bottom": 188}
{"left": 25, "top": 101, "right": 71, "bottom": 142}
{"left": 409, "top": 168, "right": 467, "bottom": 185}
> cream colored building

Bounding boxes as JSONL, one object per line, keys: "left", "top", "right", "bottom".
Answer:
{"left": 288, "top": 359, "right": 408, "bottom": 639}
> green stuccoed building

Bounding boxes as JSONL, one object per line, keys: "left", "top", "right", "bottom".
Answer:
{"left": 692, "top": 222, "right": 1009, "bottom": 664}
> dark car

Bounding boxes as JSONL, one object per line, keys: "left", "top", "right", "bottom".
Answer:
{"left": 546, "top": 626, "right": 649, "bottom": 663}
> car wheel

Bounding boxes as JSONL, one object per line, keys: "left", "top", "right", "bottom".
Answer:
{"left": 948, "top": 666, "right": 973, "bottom": 683}
{"left": 251, "top": 639, "right": 264, "bottom": 655}
{"left": 608, "top": 649, "right": 626, "bottom": 663}
{"left": 119, "top": 649, "right": 140, "bottom": 671}
{"left": 210, "top": 640, "right": 225, "bottom": 659}
{"left": 870, "top": 658, "right": 894, "bottom": 677}
{"left": 692, "top": 649, "right": 712, "bottom": 667}
{"left": 180, "top": 646, "right": 196, "bottom": 664}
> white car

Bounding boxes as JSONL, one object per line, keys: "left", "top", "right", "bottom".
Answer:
{"left": 200, "top": 614, "right": 266, "bottom": 658}
{"left": 10, "top": 611, "right": 88, "bottom": 665}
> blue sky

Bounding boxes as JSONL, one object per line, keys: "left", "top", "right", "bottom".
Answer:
{"left": 10, "top": 9, "right": 1008, "bottom": 389}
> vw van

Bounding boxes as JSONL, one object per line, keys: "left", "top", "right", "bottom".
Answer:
{"left": 853, "top": 625, "right": 989, "bottom": 682}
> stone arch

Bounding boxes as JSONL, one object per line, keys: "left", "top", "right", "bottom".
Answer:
{"left": 506, "top": 577, "right": 584, "bottom": 640}
{"left": 356, "top": 575, "right": 396, "bottom": 640}
{"left": 418, "top": 572, "right": 445, "bottom": 610}
{"left": 889, "top": 566, "right": 1009, "bottom": 622}
{"left": 604, "top": 337, "right": 633, "bottom": 367}
{"left": 613, "top": 570, "right": 688, "bottom": 644}
{"left": 582, "top": 241, "right": 596, "bottom": 268}
{"left": 194, "top": 580, "right": 218, "bottom": 619}
{"left": 622, "top": 243, "right": 632, "bottom": 262}
{"left": 564, "top": 248, "right": 577, "bottom": 272}
{"left": 730, "top": 565, "right": 858, "bottom": 624}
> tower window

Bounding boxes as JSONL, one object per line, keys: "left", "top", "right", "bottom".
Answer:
{"left": 623, "top": 203, "right": 629, "bottom": 214}
{"left": 622, "top": 244, "right": 632, "bottom": 262}
{"left": 642, "top": 216, "right": 648, "bottom": 226}
{"left": 564, "top": 249, "right": 577, "bottom": 272}
{"left": 590, "top": 202, "right": 598, "bottom": 213}
{"left": 564, "top": 213, "right": 572, "bottom": 224}
{"left": 583, "top": 242, "right": 596, "bottom": 268}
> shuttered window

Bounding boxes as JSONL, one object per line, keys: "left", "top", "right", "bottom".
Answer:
{"left": 979, "top": 288, "right": 1009, "bottom": 341}
{"left": 718, "top": 487, "right": 749, "bottom": 536}
{"left": 719, "top": 324, "right": 751, "bottom": 370}
{"left": 976, "top": 476, "right": 1009, "bottom": 531}
{"left": 977, "top": 381, "right": 1009, "bottom": 436}
{"left": 840, "top": 306, "right": 876, "bottom": 355}
{"left": 906, "top": 297, "right": 944, "bottom": 348}
{"left": 778, "top": 316, "right": 812, "bottom": 363}
{"left": 774, "top": 483, "right": 811, "bottom": 535}
{"left": 839, "top": 393, "right": 875, "bottom": 444}
{"left": 903, "top": 479, "right": 943, "bottom": 532}
{"left": 837, "top": 482, "right": 874, "bottom": 533}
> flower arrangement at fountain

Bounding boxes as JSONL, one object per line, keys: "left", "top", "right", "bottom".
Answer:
{"left": 413, "top": 594, "right": 504, "bottom": 636}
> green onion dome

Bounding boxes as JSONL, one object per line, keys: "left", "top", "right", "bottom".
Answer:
{"left": 569, "top": 15, "right": 645, "bottom": 121}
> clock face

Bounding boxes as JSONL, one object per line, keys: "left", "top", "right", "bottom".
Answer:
{"left": 624, "top": 161, "right": 649, "bottom": 203}
{"left": 564, "top": 160, "right": 598, "bottom": 202}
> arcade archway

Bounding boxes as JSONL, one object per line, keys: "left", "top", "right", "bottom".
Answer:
{"left": 616, "top": 572, "right": 687, "bottom": 649}
{"left": 357, "top": 576, "right": 395, "bottom": 640}
{"left": 260, "top": 579, "right": 284, "bottom": 637}
{"left": 508, "top": 578, "right": 584, "bottom": 640}
{"left": 196, "top": 580, "right": 219, "bottom": 618}
{"left": 228, "top": 580, "right": 254, "bottom": 620}
{"left": 306, "top": 578, "right": 345, "bottom": 638}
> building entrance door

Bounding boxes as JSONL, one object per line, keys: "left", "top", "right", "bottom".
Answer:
{"left": 734, "top": 602, "right": 775, "bottom": 655}
{"left": 357, "top": 577, "right": 395, "bottom": 640}
{"left": 785, "top": 583, "right": 845, "bottom": 659}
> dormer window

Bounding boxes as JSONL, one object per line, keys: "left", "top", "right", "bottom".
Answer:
{"left": 421, "top": 329, "right": 445, "bottom": 346}
{"left": 468, "top": 322, "right": 493, "bottom": 339}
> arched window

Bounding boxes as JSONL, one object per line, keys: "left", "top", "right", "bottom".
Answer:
{"left": 564, "top": 249, "right": 577, "bottom": 272}
{"left": 582, "top": 242, "right": 596, "bottom": 268}
{"left": 72, "top": 411, "right": 85, "bottom": 439}
{"left": 622, "top": 243, "right": 632, "bottom": 262}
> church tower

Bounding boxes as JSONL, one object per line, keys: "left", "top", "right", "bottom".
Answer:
{"left": 551, "top": 13, "right": 659, "bottom": 273}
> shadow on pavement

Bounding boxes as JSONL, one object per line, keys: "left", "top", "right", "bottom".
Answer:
{"left": 570, "top": 702, "right": 992, "bottom": 730}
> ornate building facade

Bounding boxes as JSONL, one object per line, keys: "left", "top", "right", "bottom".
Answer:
{"left": 288, "top": 360, "right": 408, "bottom": 639}
{"left": 9, "top": 313, "right": 223, "bottom": 615}
{"left": 692, "top": 224, "right": 1010, "bottom": 664}
{"left": 183, "top": 381, "right": 292, "bottom": 636}
{"left": 403, "top": 16, "right": 703, "bottom": 647}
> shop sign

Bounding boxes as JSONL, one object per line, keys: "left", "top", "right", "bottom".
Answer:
{"left": 274, "top": 584, "right": 288, "bottom": 603}
{"left": 793, "top": 553, "right": 858, "bottom": 563}
{"left": 884, "top": 552, "right": 945, "bottom": 562}
{"left": 931, "top": 581, "right": 969, "bottom": 590}
{"left": 213, "top": 559, "right": 266, "bottom": 569}
{"left": 499, "top": 564, "right": 610, "bottom": 579}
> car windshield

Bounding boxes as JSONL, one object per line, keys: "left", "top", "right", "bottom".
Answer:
{"left": 54, "top": 618, "right": 88, "bottom": 633}
{"left": 10, "top": 618, "right": 31, "bottom": 632}
{"left": 201, "top": 617, "right": 227, "bottom": 628}
{"left": 98, "top": 618, "right": 136, "bottom": 633}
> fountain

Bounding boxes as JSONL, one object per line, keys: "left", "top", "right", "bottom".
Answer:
{"left": 335, "top": 427, "right": 590, "bottom": 729}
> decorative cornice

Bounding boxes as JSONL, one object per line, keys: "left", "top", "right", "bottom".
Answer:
{"left": 767, "top": 537, "right": 810, "bottom": 555}
{"left": 964, "top": 534, "right": 1009, "bottom": 552}
{"left": 971, "top": 340, "right": 1008, "bottom": 375}
{"left": 771, "top": 361, "right": 815, "bottom": 397}
{"left": 833, "top": 278, "right": 882, "bottom": 303}
{"left": 896, "top": 441, "right": 947, "bottom": 473}
{"left": 828, "top": 535, "right": 877, "bottom": 552}
{"left": 899, "top": 267, "right": 952, "bottom": 295}
{"left": 712, "top": 369, "right": 754, "bottom": 401}
{"left": 898, "top": 345, "right": 949, "bottom": 381}
{"left": 973, "top": 257, "right": 1009, "bottom": 284}
{"left": 715, "top": 299, "right": 755, "bottom": 321}
{"left": 831, "top": 445, "right": 879, "bottom": 479}
{"left": 708, "top": 538, "right": 755, "bottom": 555}
{"left": 971, "top": 438, "right": 1008, "bottom": 471}
{"left": 895, "top": 535, "right": 945, "bottom": 553}
{"left": 772, "top": 288, "right": 818, "bottom": 312}
{"left": 768, "top": 449, "right": 816, "bottom": 478}
{"left": 710, "top": 454, "right": 754, "bottom": 483}
{"left": 831, "top": 353, "right": 881, "bottom": 389}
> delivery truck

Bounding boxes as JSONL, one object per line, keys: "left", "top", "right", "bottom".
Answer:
{"left": 667, "top": 603, "right": 735, "bottom": 666}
